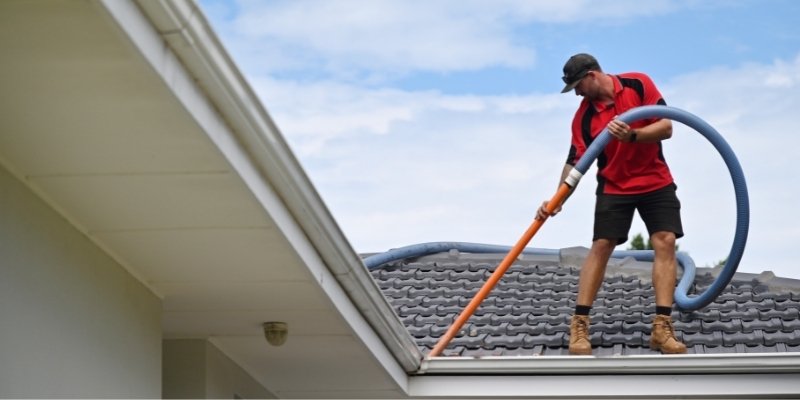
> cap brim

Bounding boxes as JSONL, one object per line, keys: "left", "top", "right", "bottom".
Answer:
{"left": 561, "top": 80, "right": 580, "bottom": 93}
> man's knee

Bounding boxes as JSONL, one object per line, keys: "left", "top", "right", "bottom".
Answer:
{"left": 650, "top": 231, "right": 676, "bottom": 253}
{"left": 590, "top": 238, "right": 616, "bottom": 256}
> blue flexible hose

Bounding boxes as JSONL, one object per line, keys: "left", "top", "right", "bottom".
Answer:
{"left": 574, "top": 105, "right": 748, "bottom": 310}
{"left": 364, "top": 106, "right": 748, "bottom": 312}
{"left": 363, "top": 242, "right": 559, "bottom": 268}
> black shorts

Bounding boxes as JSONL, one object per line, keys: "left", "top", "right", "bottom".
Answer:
{"left": 594, "top": 183, "right": 684, "bottom": 245}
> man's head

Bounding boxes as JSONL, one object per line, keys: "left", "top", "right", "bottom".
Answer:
{"left": 561, "top": 53, "right": 601, "bottom": 93}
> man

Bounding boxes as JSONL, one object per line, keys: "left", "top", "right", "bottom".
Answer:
{"left": 536, "top": 53, "right": 687, "bottom": 355}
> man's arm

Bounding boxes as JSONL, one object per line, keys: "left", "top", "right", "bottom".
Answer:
{"left": 535, "top": 163, "right": 575, "bottom": 220}
{"left": 607, "top": 118, "right": 672, "bottom": 143}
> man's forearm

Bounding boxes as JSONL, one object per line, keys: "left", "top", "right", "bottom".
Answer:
{"left": 632, "top": 119, "right": 673, "bottom": 142}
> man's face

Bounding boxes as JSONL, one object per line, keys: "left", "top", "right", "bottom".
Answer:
{"left": 573, "top": 71, "right": 596, "bottom": 98}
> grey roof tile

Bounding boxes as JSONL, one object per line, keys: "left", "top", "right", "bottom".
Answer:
{"left": 490, "top": 313, "right": 528, "bottom": 325}
{"left": 523, "top": 331, "right": 566, "bottom": 347}
{"left": 391, "top": 297, "right": 423, "bottom": 308}
{"left": 367, "top": 248, "right": 800, "bottom": 356}
{"left": 762, "top": 308, "right": 800, "bottom": 320}
{"left": 400, "top": 314, "right": 418, "bottom": 326}
{"left": 508, "top": 322, "right": 546, "bottom": 336}
{"left": 775, "top": 300, "right": 799, "bottom": 311}
{"left": 674, "top": 319, "right": 702, "bottom": 333}
{"left": 718, "top": 309, "right": 753, "bottom": 321}
{"left": 398, "top": 305, "right": 435, "bottom": 317}
{"left": 604, "top": 330, "right": 645, "bottom": 346}
{"left": 764, "top": 331, "right": 800, "bottom": 346}
{"left": 783, "top": 318, "right": 800, "bottom": 329}
{"left": 622, "top": 320, "right": 651, "bottom": 334}
{"left": 484, "top": 332, "right": 525, "bottom": 349}
{"left": 380, "top": 286, "right": 408, "bottom": 298}
{"left": 450, "top": 333, "right": 489, "bottom": 348}
{"left": 702, "top": 319, "right": 743, "bottom": 333}
{"left": 531, "top": 314, "right": 569, "bottom": 325}
{"left": 407, "top": 325, "right": 431, "bottom": 338}
{"left": 408, "top": 287, "right": 445, "bottom": 298}
{"left": 741, "top": 317, "right": 784, "bottom": 333}
{"left": 714, "top": 300, "right": 739, "bottom": 312}
{"left": 478, "top": 323, "right": 509, "bottom": 336}
{"left": 421, "top": 295, "right": 457, "bottom": 307}
{"left": 683, "top": 331, "right": 725, "bottom": 346}
{"left": 465, "top": 313, "right": 493, "bottom": 325}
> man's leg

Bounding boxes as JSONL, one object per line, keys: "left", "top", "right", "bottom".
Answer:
{"left": 650, "top": 231, "right": 677, "bottom": 307}
{"left": 577, "top": 238, "right": 616, "bottom": 306}
{"left": 649, "top": 231, "right": 686, "bottom": 354}
{"left": 569, "top": 238, "right": 616, "bottom": 355}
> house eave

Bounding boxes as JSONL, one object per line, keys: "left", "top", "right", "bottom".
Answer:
{"left": 113, "top": 0, "right": 422, "bottom": 375}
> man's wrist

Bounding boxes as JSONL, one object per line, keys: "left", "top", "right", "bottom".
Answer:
{"left": 629, "top": 129, "right": 638, "bottom": 143}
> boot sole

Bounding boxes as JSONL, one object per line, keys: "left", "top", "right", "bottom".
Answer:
{"left": 569, "top": 346, "right": 592, "bottom": 355}
{"left": 650, "top": 340, "right": 687, "bottom": 354}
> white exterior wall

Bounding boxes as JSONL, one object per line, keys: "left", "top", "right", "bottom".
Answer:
{"left": 162, "top": 340, "right": 206, "bottom": 399}
{"left": 163, "top": 339, "right": 275, "bottom": 399}
{"left": 0, "top": 165, "right": 162, "bottom": 398}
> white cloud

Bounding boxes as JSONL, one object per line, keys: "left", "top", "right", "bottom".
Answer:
{"left": 222, "top": 0, "right": 684, "bottom": 76}
{"left": 232, "top": 0, "right": 533, "bottom": 74}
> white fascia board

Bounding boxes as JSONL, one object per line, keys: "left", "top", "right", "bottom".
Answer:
{"left": 409, "top": 373, "right": 800, "bottom": 398}
{"left": 99, "top": 0, "right": 420, "bottom": 387}
{"left": 420, "top": 353, "right": 800, "bottom": 375}
{"left": 414, "top": 354, "right": 800, "bottom": 398}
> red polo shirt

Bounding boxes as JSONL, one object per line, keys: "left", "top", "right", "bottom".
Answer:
{"left": 566, "top": 72, "right": 674, "bottom": 195}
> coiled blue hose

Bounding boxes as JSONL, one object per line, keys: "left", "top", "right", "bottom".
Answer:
{"left": 574, "top": 105, "right": 749, "bottom": 310}
{"left": 364, "top": 106, "right": 748, "bottom": 312}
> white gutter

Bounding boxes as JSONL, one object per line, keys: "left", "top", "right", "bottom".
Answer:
{"left": 411, "top": 354, "right": 800, "bottom": 397}
{"left": 100, "top": 0, "right": 420, "bottom": 382}
{"left": 419, "top": 353, "right": 800, "bottom": 375}
{"left": 409, "top": 373, "right": 800, "bottom": 398}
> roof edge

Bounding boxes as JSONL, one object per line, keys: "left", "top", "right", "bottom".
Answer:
{"left": 419, "top": 352, "right": 800, "bottom": 375}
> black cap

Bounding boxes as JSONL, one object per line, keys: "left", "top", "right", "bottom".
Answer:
{"left": 560, "top": 53, "right": 600, "bottom": 93}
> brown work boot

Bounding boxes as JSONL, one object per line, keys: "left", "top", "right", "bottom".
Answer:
{"left": 650, "top": 314, "right": 687, "bottom": 354}
{"left": 569, "top": 315, "right": 592, "bottom": 355}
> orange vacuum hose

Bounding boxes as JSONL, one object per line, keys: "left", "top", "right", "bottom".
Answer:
{"left": 428, "top": 182, "right": 572, "bottom": 357}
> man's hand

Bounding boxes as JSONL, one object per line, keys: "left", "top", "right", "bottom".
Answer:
{"left": 536, "top": 200, "right": 562, "bottom": 221}
{"left": 607, "top": 118, "right": 635, "bottom": 142}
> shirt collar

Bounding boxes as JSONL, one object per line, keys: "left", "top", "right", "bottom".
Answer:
{"left": 590, "top": 74, "right": 623, "bottom": 112}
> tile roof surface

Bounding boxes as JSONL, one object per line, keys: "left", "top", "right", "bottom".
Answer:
{"left": 367, "top": 247, "right": 800, "bottom": 357}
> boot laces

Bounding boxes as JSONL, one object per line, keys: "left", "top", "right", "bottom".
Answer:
{"left": 574, "top": 317, "right": 589, "bottom": 339}
{"left": 657, "top": 317, "right": 677, "bottom": 339}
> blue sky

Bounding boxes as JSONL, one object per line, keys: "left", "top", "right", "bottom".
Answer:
{"left": 198, "top": 0, "right": 800, "bottom": 280}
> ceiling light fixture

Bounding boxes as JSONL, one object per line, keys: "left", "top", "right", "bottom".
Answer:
{"left": 263, "top": 322, "right": 288, "bottom": 346}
